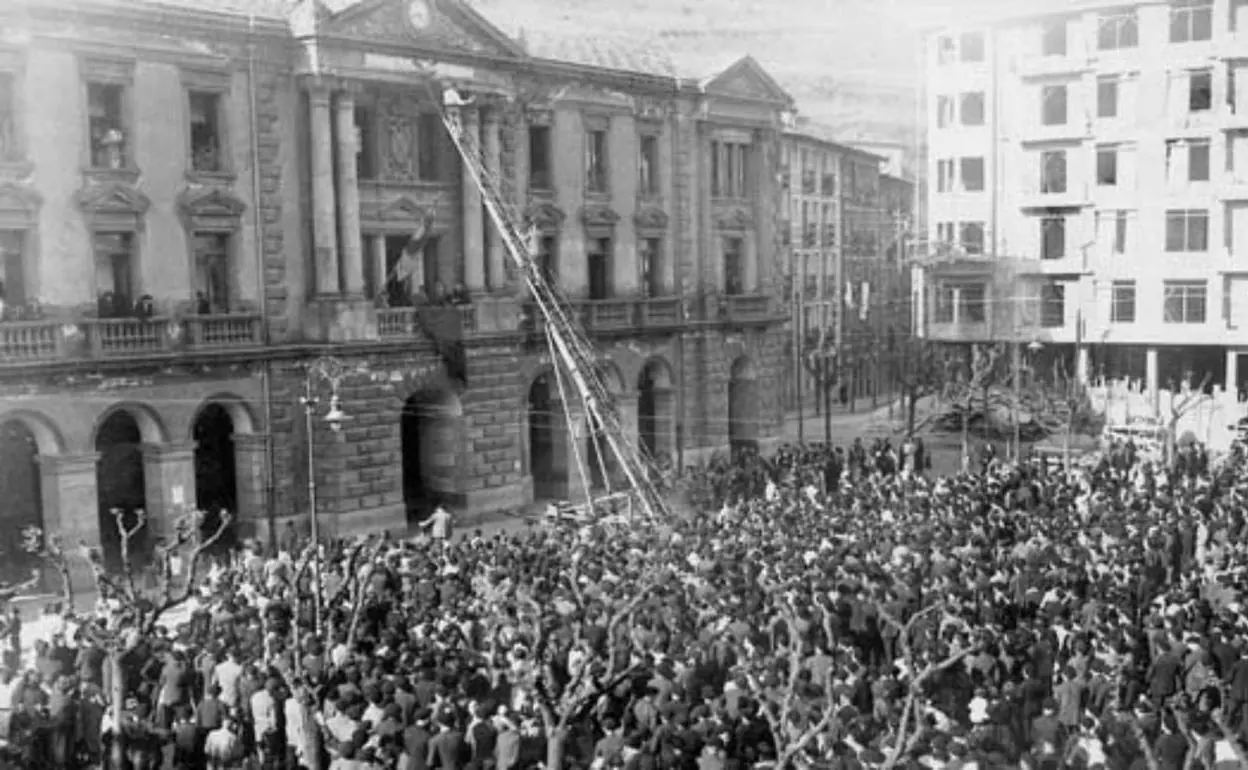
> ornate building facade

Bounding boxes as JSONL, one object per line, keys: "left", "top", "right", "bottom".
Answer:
{"left": 0, "top": 0, "right": 791, "bottom": 574}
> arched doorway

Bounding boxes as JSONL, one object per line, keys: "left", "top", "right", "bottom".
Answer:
{"left": 401, "top": 390, "right": 462, "bottom": 523}
{"left": 638, "top": 359, "right": 674, "bottom": 466}
{"left": 0, "top": 420, "right": 43, "bottom": 585}
{"left": 528, "top": 374, "right": 562, "bottom": 500}
{"left": 728, "top": 356, "right": 758, "bottom": 456}
{"left": 95, "top": 411, "right": 148, "bottom": 571}
{"left": 193, "top": 403, "right": 236, "bottom": 549}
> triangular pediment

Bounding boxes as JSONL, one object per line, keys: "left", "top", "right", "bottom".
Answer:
{"left": 0, "top": 183, "right": 42, "bottom": 215}
{"left": 381, "top": 195, "right": 431, "bottom": 222}
{"left": 323, "top": 0, "right": 524, "bottom": 59}
{"left": 75, "top": 182, "right": 151, "bottom": 216}
{"left": 178, "top": 187, "right": 246, "bottom": 220}
{"left": 704, "top": 56, "right": 794, "bottom": 105}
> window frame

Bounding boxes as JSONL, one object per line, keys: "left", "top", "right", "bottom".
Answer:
{"left": 1041, "top": 84, "right": 1068, "bottom": 126}
{"left": 1170, "top": 0, "right": 1213, "bottom": 43}
{"left": 1097, "top": 76, "right": 1119, "bottom": 119}
{"left": 81, "top": 56, "right": 136, "bottom": 174}
{"left": 584, "top": 115, "right": 611, "bottom": 196}
{"left": 191, "top": 230, "right": 234, "bottom": 313}
{"left": 1041, "top": 215, "right": 1067, "bottom": 260}
{"left": 1189, "top": 69, "right": 1214, "bottom": 112}
{"left": 960, "top": 32, "right": 986, "bottom": 63}
{"left": 182, "top": 68, "right": 232, "bottom": 179}
{"left": 638, "top": 129, "right": 661, "bottom": 199}
{"left": 1041, "top": 18, "right": 1068, "bottom": 57}
{"left": 1040, "top": 282, "right": 1066, "bottom": 328}
{"left": 527, "top": 120, "right": 553, "bottom": 192}
{"left": 936, "top": 95, "right": 954, "bottom": 129}
{"left": 1165, "top": 208, "right": 1210, "bottom": 252}
{"left": 960, "top": 91, "right": 986, "bottom": 126}
{"left": 722, "top": 235, "right": 745, "bottom": 296}
{"left": 1110, "top": 280, "right": 1136, "bottom": 323}
{"left": 1188, "top": 139, "right": 1212, "bottom": 181}
{"left": 1096, "top": 145, "right": 1119, "bottom": 186}
{"left": 586, "top": 234, "right": 613, "bottom": 299}
{"left": 959, "top": 221, "right": 985, "bottom": 255}
{"left": 0, "top": 52, "right": 27, "bottom": 165}
{"left": 1040, "top": 149, "right": 1068, "bottom": 194}
{"left": 1097, "top": 10, "right": 1139, "bottom": 50}
{"left": 91, "top": 230, "right": 139, "bottom": 312}
{"left": 959, "top": 156, "right": 985, "bottom": 191}
{"left": 638, "top": 236, "right": 663, "bottom": 298}
{"left": 1163, "top": 280, "right": 1208, "bottom": 323}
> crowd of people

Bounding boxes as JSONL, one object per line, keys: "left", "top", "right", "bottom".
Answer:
{"left": 1, "top": 434, "right": 1248, "bottom": 770}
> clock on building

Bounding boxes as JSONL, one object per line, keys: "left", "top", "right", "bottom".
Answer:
{"left": 407, "top": 0, "right": 433, "bottom": 28}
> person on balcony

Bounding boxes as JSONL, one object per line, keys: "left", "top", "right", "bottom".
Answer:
{"left": 97, "top": 291, "right": 117, "bottom": 319}
{"left": 133, "top": 294, "right": 155, "bottom": 320}
{"left": 195, "top": 292, "right": 212, "bottom": 316}
{"left": 449, "top": 282, "right": 471, "bottom": 306}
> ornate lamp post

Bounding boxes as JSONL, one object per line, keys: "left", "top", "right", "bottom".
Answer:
{"left": 300, "top": 356, "right": 352, "bottom": 632}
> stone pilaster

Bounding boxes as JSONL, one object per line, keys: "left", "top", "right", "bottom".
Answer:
{"left": 483, "top": 107, "right": 506, "bottom": 291}
{"left": 335, "top": 90, "right": 365, "bottom": 297}
{"left": 140, "top": 442, "right": 198, "bottom": 542}
{"left": 309, "top": 83, "right": 341, "bottom": 295}
{"left": 461, "top": 107, "right": 485, "bottom": 291}
{"left": 38, "top": 453, "right": 101, "bottom": 549}
{"left": 232, "top": 433, "right": 271, "bottom": 530}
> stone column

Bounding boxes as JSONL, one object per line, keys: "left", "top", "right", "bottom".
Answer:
{"left": 232, "top": 433, "right": 271, "bottom": 536}
{"left": 1076, "top": 346, "right": 1090, "bottom": 384}
{"left": 141, "top": 442, "right": 198, "bottom": 543}
{"left": 1227, "top": 348, "right": 1241, "bottom": 395}
{"left": 1146, "top": 346, "right": 1160, "bottom": 415}
{"left": 483, "top": 107, "right": 506, "bottom": 291}
{"left": 335, "top": 90, "right": 365, "bottom": 297}
{"left": 309, "top": 83, "right": 341, "bottom": 296}
{"left": 462, "top": 107, "right": 485, "bottom": 291}
{"left": 367, "top": 235, "right": 386, "bottom": 299}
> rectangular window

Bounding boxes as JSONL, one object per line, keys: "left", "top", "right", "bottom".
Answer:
{"left": 0, "top": 72, "right": 17, "bottom": 162}
{"left": 87, "top": 81, "right": 128, "bottom": 169}
{"left": 639, "top": 133, "right": 660, "bottom": 197}
{"left": 1165, "top": 209, "right": 1210, "bottom": 251}
{"left": 1189, "top": 139, "right": 1211, "bottom": 181}
{"left": 1042, "top": 215, "right": 1066, "bottom": 259}
{"left": 192, "top": 232, "right": 231, "bottom": 313}
{"left": 639, "top": 237, "right": 662, "bottom": 298}
{"left": 0, "top": 230, "right": 26, "bottom": 307}
{"left": 1114, "top": 210, "right": 1128, "bottom": 254}
{"left": 937, "top": 36, "right": 957, "bottom": 65}
{"left": 937, "top": 159, "right": 954, "bottom": 192}
{"left": 1171, "top": 0, "right": 1214, "bottom": 43}
{"left": 92, "top": 231, "right": 136, "bottom": 315}
{"left": 1041, "top": 282, "right": 1066, "bottom": 328}
{"left": 1111, "top": 280, "right": 1137, "bottom": 323}
{"left": 1097, "top": 146, "right": 1118, "bottom": 186}
{"left": 723, "top": 237, "right": 745, "bottom": 296}
{"left": 960, "top": 92, "right": 985, "bottom": 126}
{"left": 1190, "top": 69, "right": 1213, "bottom": 111}
{"left": 417, "top": 112, "right": 440, "bottom": 181}
{"left": 188, "top": 90, "right": 224, "bottom": 173}
{"left": 936, "top": 221, "right": 955, "bottom": 246}
{"left": 960, "top": 221, "right": 985, "bottom": 254}
{"left": 960, "top": 32, "right": 986, "bottom": 62}
{"left": 958, "top": 282, "right": 987, "bottom": 322}
{"left": 528, "top": 124, "right": 551, "bottom": 190}
{"left": 1042, "top": 18, "right": 1068, "bottom": 56}
{"left": 1041, "top": 150, "right": 1068, "bottom": 193}
{"left": 821, "top": 166, "right": 836, "bottom": 196}
{"left": 960, "top": 157, "right": 985, "bottom": 191}
{"left": 587, "top": 128, "right": 611, "bottom": 193}
{"left": 1042, "top": 84, "right": 1068, "bottom": 126}
{"left": 1098, "top": 10, "right": 1139, "bottom": 50}
{"left": 1097, "top": 76, "right": 1119, "bottom": 118}
{"left": 1163, "top": 280, "right": 1207, "bottom": 323}
{"left": 937, "top": 96, "right": 954, "bottom": 128}
{"left": 587, "top": 236, "right": 612, "bottom": 299}
{"left": 355, "top": 104, "right": 378, "bottom": 180}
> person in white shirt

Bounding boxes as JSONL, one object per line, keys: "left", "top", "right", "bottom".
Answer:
{"left": 423, "top": 505, "right": 454, "bottom": 541}
{"left": 250, "top": 678, "right": 280, "bottom": 764}
{"left": 212, "top": 650, "right": 244, "bottom": 711}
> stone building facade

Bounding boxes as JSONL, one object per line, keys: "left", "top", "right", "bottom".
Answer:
{"left": 0, "top": 0, "right": 791, "bottom": 574}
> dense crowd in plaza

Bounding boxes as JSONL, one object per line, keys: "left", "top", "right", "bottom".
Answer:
{"left": 0, "top": 434, "right": 1246, "bottom": 770}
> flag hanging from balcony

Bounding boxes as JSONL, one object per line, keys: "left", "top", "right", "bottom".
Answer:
{"left": 389, "top": 219, "right": 429, "bottom": 284}
{"left": 859, "top": 282, "right": 870, "bottom": 321}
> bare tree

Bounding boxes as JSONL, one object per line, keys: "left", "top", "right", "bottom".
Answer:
{"left": 943, "top": 344, "right": 1007, "bottom": 470}
{"left": 1164, "top": 372, "right": 1214, "bottom": 465}
{"left": 737, "top": 597, "right": 837, "bottom": 769}
{"left": 479, "top": 565, "right": 665, "bottom": 770}
{"left": 38, "top": 508, "right": 231, "bottom": 767}
{"left": 875, "top": 603, "right": 977, "bottom": 770}
{"left": 1036, "top": 356, "right": 1099, "bottom": 467}
{"left": 892, "top": 338, "right": 950, "bottom": 437}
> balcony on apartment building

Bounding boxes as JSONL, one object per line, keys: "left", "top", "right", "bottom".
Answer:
{"left": 521, "top": 296, "right": 689, "bottom": 339}
{"left": 1019, "top": 180, "right": 1092, "bottom": 211}
{"left": 0, "top": 304, "right": 265, "bottom": 366}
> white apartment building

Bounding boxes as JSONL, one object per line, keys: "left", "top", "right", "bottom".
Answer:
{"left": 921, "top": 0, "right": 1248, "bottom": 396}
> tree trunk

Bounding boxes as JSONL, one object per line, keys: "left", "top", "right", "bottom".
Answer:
{"left": 109, "top": 651, "right": 126, "bottom": 769}
{"left": 545, "top": 726, "right": 569, "bottom": 770}
{"left": 906, "top": 391, "right": 918, "bottom": 436}
{"left": 961, "top": 406, "right": 970, "bottom": 472}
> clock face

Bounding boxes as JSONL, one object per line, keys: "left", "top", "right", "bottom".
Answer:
{"left": 408, "top": 0, "right": 432, "bottom": 28}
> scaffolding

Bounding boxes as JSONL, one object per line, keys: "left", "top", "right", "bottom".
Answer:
{"left": 431, "top": 87, "right": 671, "bottom": 523}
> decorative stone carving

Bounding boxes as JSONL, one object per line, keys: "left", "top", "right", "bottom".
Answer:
{"left": 525, "top": 201, "right": 565, "bottom": 231}
{"left": 177, "top": 186, "right": 246, "bottom": 230}
{"left": 715, "top": 207, "right": 753, "bottom": 231}
{"left": 380, "top": 94, "right": 422, "bottom": 183}
{"left": 380, "top": 196, "right": 431, "bottom": 225}
{"left": 75, "top": 181, "right": 150, "bottom": 229}
{"left": 633, "top": 206, "right": 668, "bottom": 232}
{"left": 634, "top": 98, "right": 670, "bottom": 122}
{"left": 328, "top": 0, "right": 499, "bottom": 55}
{"left": 580, "top": 205, "right": 620, "bottom": 231}
{"left": 524, "top": 108, "right": 553, "bottom": 127}
{"left": 0, "top": 182, "right": 41, "bottom": 227}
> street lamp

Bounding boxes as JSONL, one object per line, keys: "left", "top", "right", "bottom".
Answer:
{"left": 300, "top": 356, "right": 354, "bottom": 633}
